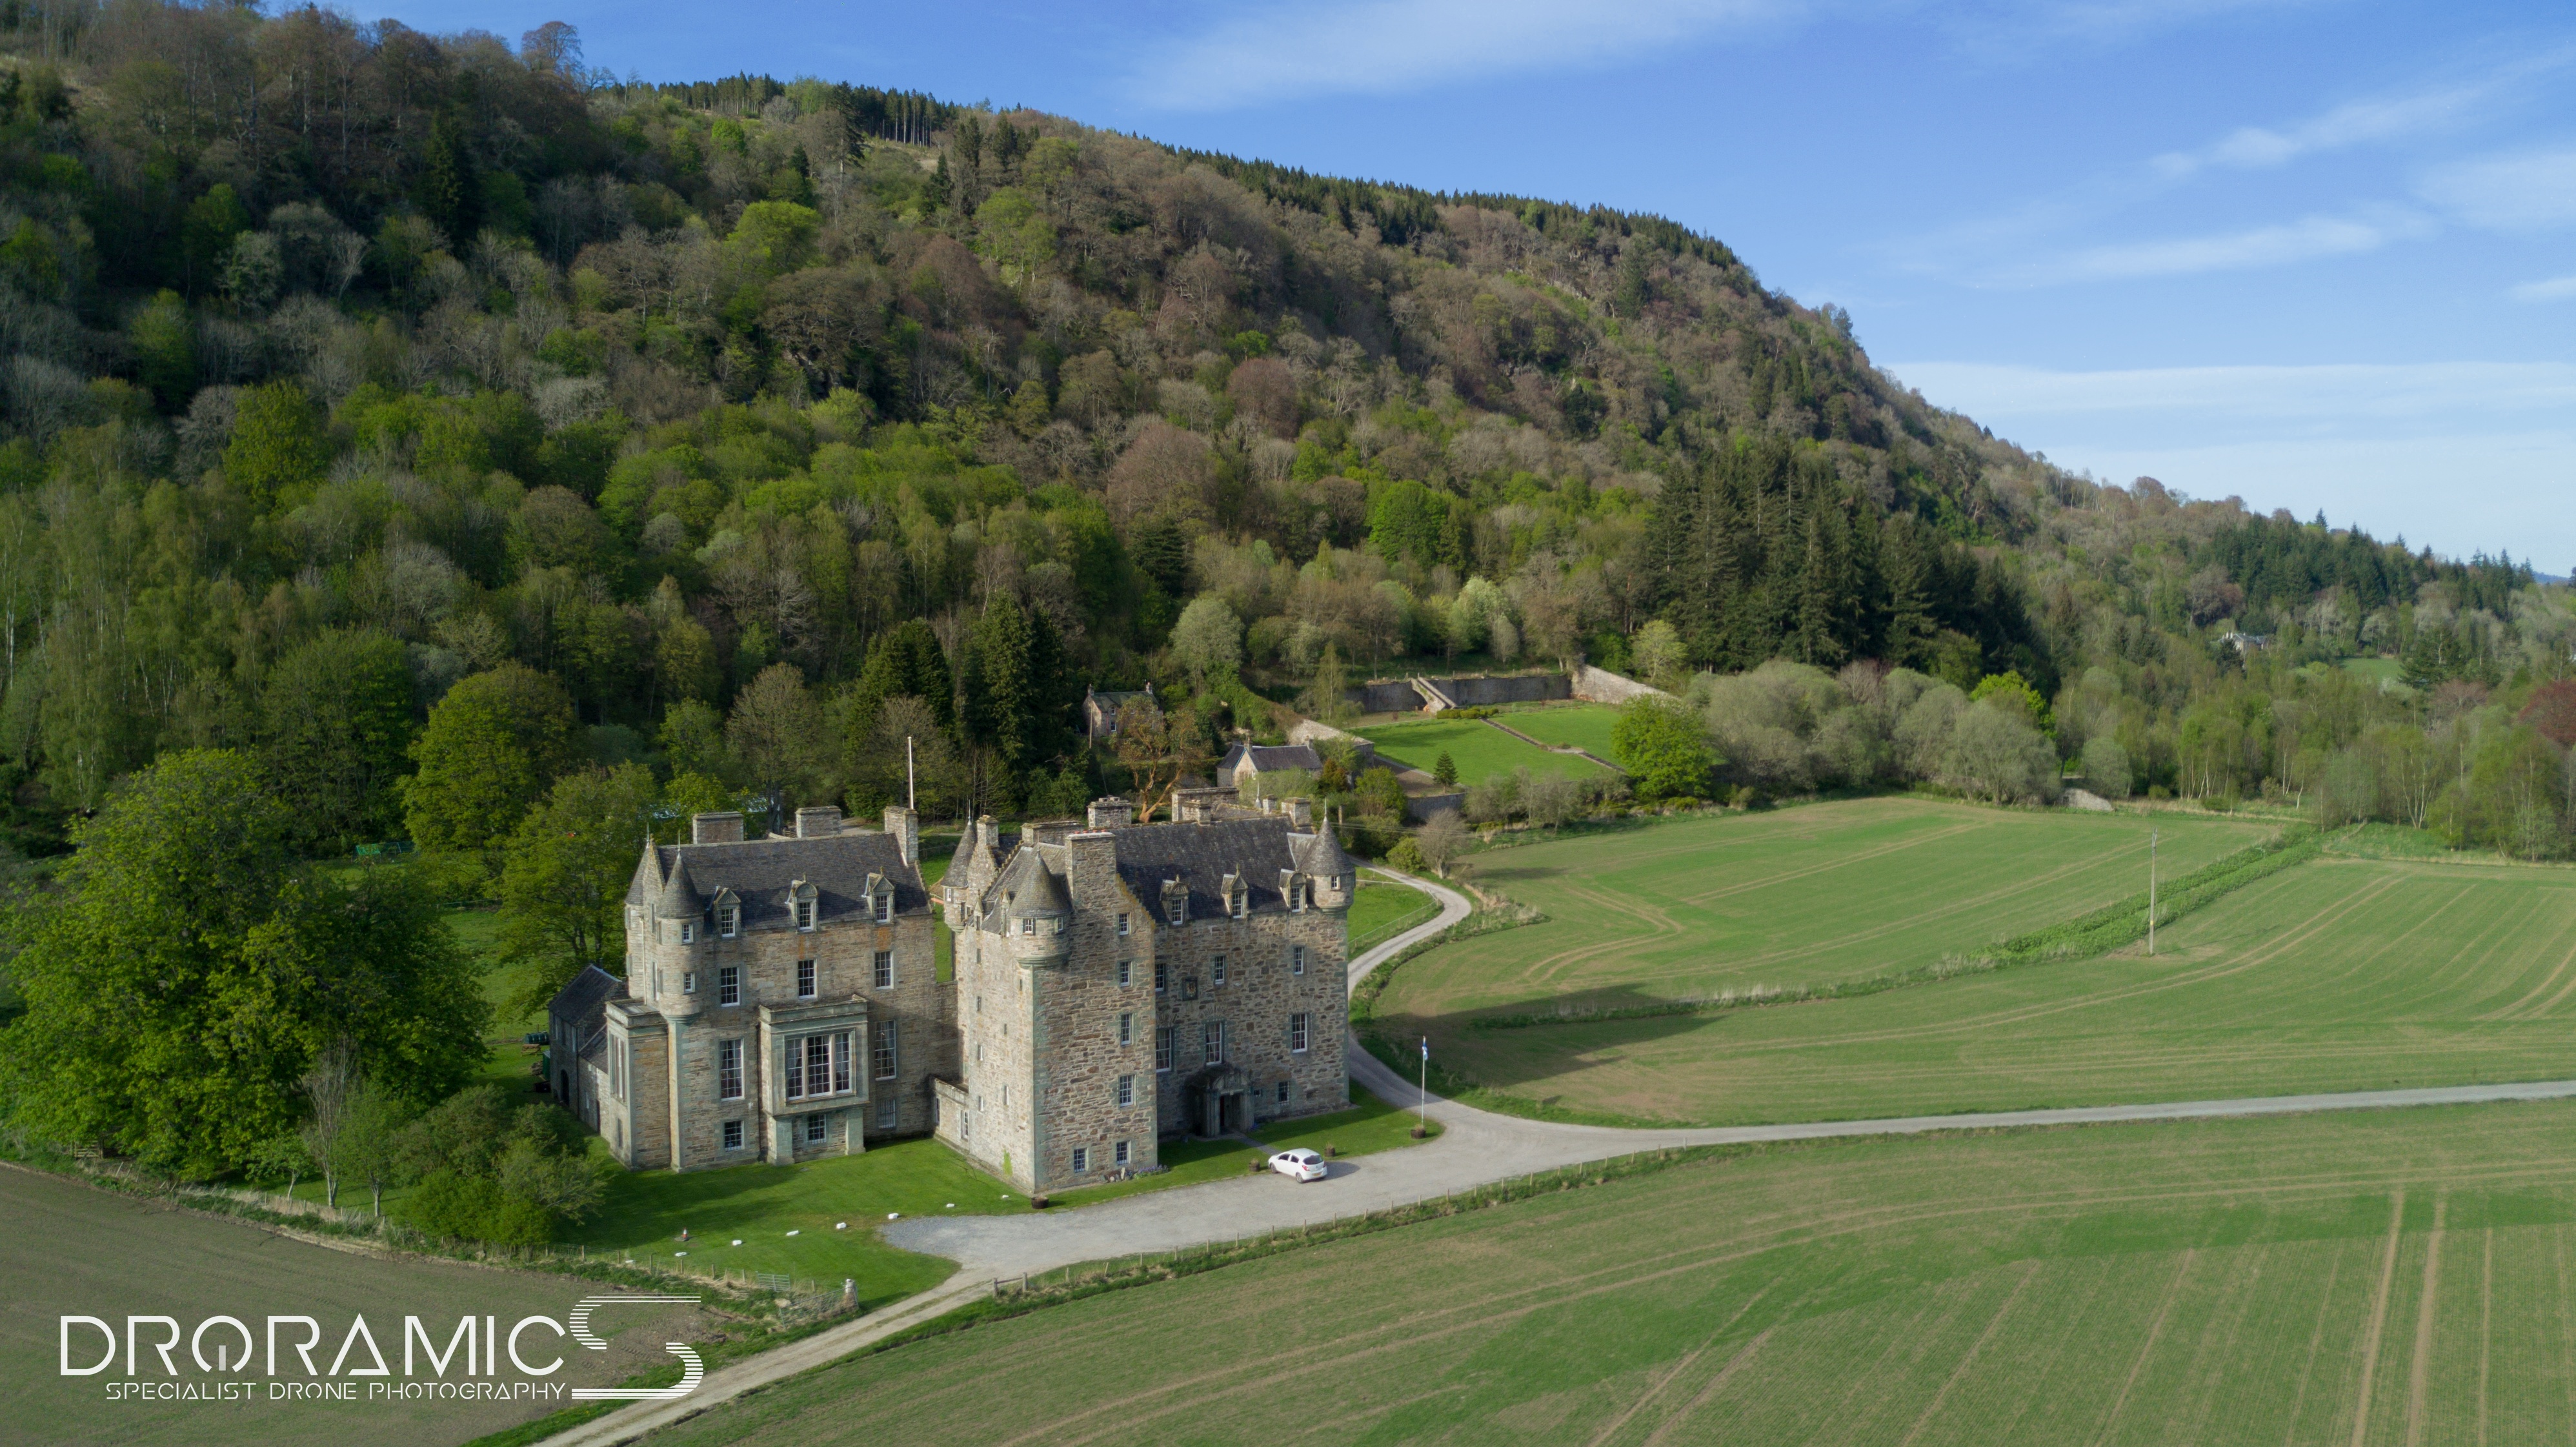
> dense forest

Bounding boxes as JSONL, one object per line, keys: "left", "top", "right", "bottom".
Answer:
{"left": 5, "top": 0, "right": 2575, "bottom": 1185}
{"left": 0, "top": 0, "right": 2563, "bottom": 851}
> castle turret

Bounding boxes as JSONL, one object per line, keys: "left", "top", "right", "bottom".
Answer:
{"left": 1294, "top": 818, "right": 1358, "bottom": 913}
{"left": 652, "top": 854, "right": 706, "bottom": 1015}
{"left": 999, "top": 853, "right": 1072, "bottom": 967}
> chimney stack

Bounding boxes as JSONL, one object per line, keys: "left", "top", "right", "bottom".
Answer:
{"left": 1085, "top": 796, "right": 1135, "bottom": 829}
{"left": 692, "top": 811, "right": 744, "bottom": 844}
{"left": 794, "top": 805, "right": 843, "bottom": 839}
{"left": 883, "top": 805, "right": 919, "bottom": 867}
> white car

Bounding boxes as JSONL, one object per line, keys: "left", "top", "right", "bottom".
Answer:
{"left": 1269, "top": 1148, "right": 1328, "bottom": 1182}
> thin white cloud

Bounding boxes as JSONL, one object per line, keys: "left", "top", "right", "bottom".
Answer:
{"left": 1994, "top": 211, "right": 2422, "bottom": 285}
{"left": 1125, "top": 0, "right": 1793, "bottom": 110}
{"left": 1889, "top": 359, "right": 2576, "bottom": 421}
{"left": 2148, "top": 49, "right": 2573, "bottom": 179}
{"left": 2512, "top": 274, "right": 2576, "bottom": 303}
{"left": 2418, "top": 145, "right": 2576, "bottom": 230}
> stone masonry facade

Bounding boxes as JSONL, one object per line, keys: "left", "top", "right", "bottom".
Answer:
{"left": 551, "top": 804, "right": 955, "bottom": 1172}
{"left": 935, "top": 794, "right": 1354, "bottom": 1193}
{"left": 546, "top": 793, "right": 1353, "bottom": 1194}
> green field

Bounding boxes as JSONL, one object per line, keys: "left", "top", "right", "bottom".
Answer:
{"left": 1347, "top": 869, "right": 1438, "bottom": 954}
{"left": 1358, "top": 716, "right": 1613, "bottom": 786}
{"left": 0, "top": 1166, "right": 704, "bottom": 1446}
{"left": 1409, "top": 845, "right": 2576, "bottom": 1126}
{"left": 1384, "top": 798, "right": 2268, "bottom": 1020}
{"left": 1499, "top": 700, "right": 1624, "bottom": 758}
{"left": 646, "top": 1100, "right": 2576, "bottom": 1446}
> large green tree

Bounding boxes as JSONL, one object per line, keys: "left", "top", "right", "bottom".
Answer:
{"left": 261, "top": 629, "right": 415, "bottom": 855}
{"left": 496, "top": 762, "right": 658, "bottom": 1016}
{"left": 1613, "top": 696, "right": 1718, "bottom": 804}
{"left": 1, "top": 751, "right": 484, "bottom": 1177}
{"left": 401, "top": 664, "right": 582, "bottom": 858}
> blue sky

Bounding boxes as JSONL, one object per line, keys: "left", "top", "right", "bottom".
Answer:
{"left": 399, "top": 0, "right": 2575, "bottom": 569}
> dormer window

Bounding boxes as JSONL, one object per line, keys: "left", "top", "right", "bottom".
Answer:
{"left": 718, "top": 904, "right": 739, "bottom": 938}
{"left": 789, "top": 880, "right": 818, "bottom": 931}
{"left": 876, "top": 893, "right": 893, "bottom": 925}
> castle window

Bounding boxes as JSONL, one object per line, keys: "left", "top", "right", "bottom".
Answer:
{"left": 1292, "top": 946, "right": 1306, "bottom": 976}
{"left": 1291, "top": 1013, "right": 1310, "bottom": 1053}
{"left": 873, "top": 1022, "right": 898, "bottom": 1080}
{"left": 1116, "top": 1073, "right": 1134, "bottom": 1107}
{"left": 874, "top": 1097, "right": 896, "bottom": 1131}
{"left": 718, "top": 1039, "right": 743, "bottom": 1099}
{"left": 1116, "top": 912, "right": 1131, "bottom": 936}
{"left": 1167, "top": 897, "right": 1185, "bottom": 926}
{"left": 1115, "top": 1139, "right": 1132, "bottom": 1167}
{"left": 1117, "top": 959, "right": 1132, "bottom": 986}
{"left": 875, "top": 892, "right": 893, "bottom": 925}
{"left": 1155, "top": 1027, "right": 1173, "bottom": 1072}
{"left": 1212, "top": 955, "right": 1227, "bottom": 987}
{"left": 719, "top": 905, "right": 738, "bottom": 938}
{"left": 718, "top": 966, "right": 740, "bottom": 1006}
{"left": 683, "top": 971, "right": 698, "bottom": 995}
{"left": 722, "top": 1120, "right": 743, "bottom": 1150}
{"left": 1020, "top": 916, "right": 1036, "bottom": 936}
{"left": 796, "top": 898, "right": 816, "bottom": 931}
{"left": 1231, "top": 887, "right": 1246, "bottom": 918}
{"left": 796, "top": 959, "right": 816, "bottom": 998}
{"left": 873, "top": 950, "right": 893, "bottom": 989}
{"left": 803, "top": 1114, "right": 828, "bottom": 1145}
{"left": 1118, "top": 1012, "right": 1134, "bottom": 1046}
{"left": 1182, "top": 975, "right": 1199, "bottom": 1001}
{"left": 1277, "top": 1080, "right": 1291, "bottom": 1105}
{"left": 680, "top": 921, "right": 697, "bottom": 944}
{"left": 787, "top": 1032, "right": 850, "bottom": 1099}
{"left": 1203, "top": 1021, "right": 1225, "bottom": 1066}
{"left": 1154, "top": 960, "right": 1167, "bottom": 994}
{"left": 1071, "top": 1147, "right": 1089, "bottom": 1174}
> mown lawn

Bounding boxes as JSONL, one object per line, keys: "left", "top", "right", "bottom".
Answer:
{"left": 1499, "top": 700, "right": 1625, "bottom": 759}
{"left": 1347, "top": 869, "right": 1438, "bottom": 955}
{"left": 568, "top": 1137, "right": 1024, "bottom": 1303}
{"left": 1385, "top": 796, "right": 2267, "bottom": 1020}
{"left": 1358, "top": 716, "right": 1611, "bottom": 786}
{"left": 1412, "top": 847, "right": 2576, "bottom": 1126}
{"left": 644, "top": 1099, "right": 2576, "bottom": 1447}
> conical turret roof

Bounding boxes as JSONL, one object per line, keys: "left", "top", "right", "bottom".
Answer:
{"left": 653, "top": 851, "right": 705, "bottom": 918}
{"left": 1293, "top": 816, "right": 1358, "bottom": 878}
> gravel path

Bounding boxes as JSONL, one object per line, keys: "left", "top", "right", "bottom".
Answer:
{"left": 550, "top": 867, "right": 2576, "bottom": 1444}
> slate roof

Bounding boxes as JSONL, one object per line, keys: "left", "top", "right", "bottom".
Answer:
{"left": 627, "top": 832, "right": 926, "bottom": 931}
{"left": 1229, "top": 743, "right": 1323, "bottom": 774}
{"left": 975, "top": 815, "right": 1347, "bottom": 931}
{"left": 974, "top": 847, "right": 1069, "bottom": 932}
{"left": 546, "top": 964, "right": 625, "bottom": 1060}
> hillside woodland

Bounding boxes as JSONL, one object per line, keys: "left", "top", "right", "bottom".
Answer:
{"left": 4, "top": 3, "right": 2576, "bottom": 1182}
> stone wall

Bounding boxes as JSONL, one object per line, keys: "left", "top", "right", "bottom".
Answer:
{"left": 1347, "top": 672, "right": 1571, "bottom": 714}
{"left": 1149, "top": 898, "right": 1349, "bottom": 1136}
{"left": 1035, "top": 834, "right": 1160, "bottom": 1189}
{"left": 1569, "top": 663, "right": 1667, "bottom": 705}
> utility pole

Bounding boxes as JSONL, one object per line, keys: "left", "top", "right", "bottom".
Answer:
{"left": 907, "top": 735, "right": 916, "bottom": 813}
{"left": 2148, "top": 828, "right": 2158, "bottom": 957}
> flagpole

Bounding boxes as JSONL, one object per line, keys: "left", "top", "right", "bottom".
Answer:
{"left": 1415, "top": 1037, "right": 1429, "bottom": 1138}
{"left": 2148, "top": 828, "right": 2158, "bottom": 957}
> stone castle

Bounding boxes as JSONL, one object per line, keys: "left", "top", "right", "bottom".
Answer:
{"left": 547, "top": 791, "right": 1353, "bottom": 1193}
